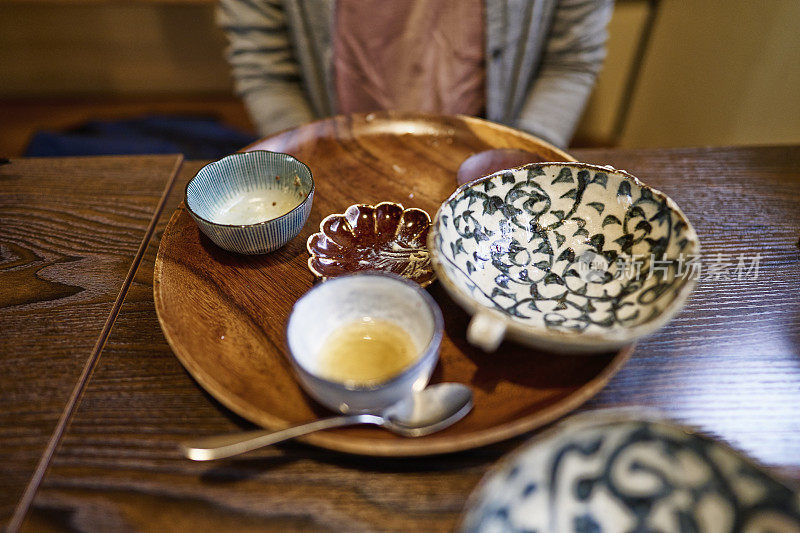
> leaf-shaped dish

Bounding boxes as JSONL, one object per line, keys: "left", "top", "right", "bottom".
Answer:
{"left": 307, "top": 202, "right": 435, "bottom": 287}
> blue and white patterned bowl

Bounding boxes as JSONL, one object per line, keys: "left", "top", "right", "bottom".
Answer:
{"left": 185, "top": 150, "right": 314, "bottom": 254}
{"left": 429, "top": 162, "right": 700, "bottom": 353}
{"left": 461, "top": 410, "right": 800, "bottom": 532}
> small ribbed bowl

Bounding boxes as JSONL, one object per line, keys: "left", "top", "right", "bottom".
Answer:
{"left": 185, "top": 150, "right": 314, "bottom": 254}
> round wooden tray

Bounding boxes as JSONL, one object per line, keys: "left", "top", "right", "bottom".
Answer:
{"left": 154, "top": 112, "right": 633, "bottom": 456}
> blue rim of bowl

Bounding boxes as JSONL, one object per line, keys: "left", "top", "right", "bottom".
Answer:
{"left": 184, "top": 150, "right": 315, "bottom": 228}
{"left": 285, "top": 272, "right": 444, "bottom": 393}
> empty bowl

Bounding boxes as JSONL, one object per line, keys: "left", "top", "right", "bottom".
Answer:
{"left": 429, "top": 162, "right": 700, "bottom": 353}
{"left": 185, "top": 150, "right": 314, "bottom": 254}
{"left": 307, "top": 202, "right": 435, "bottom": 287}
{"left": 286, "top": 273, "right": 444, "bottom": 413}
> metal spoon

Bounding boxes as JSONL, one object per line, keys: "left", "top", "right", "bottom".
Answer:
{"left": 180, "top": 383, "right": 473, "bottom": 461}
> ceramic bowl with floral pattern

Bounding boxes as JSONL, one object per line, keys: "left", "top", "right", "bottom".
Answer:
{"left": 429, "top": 162, "right": 700, "bottom": 353}
{"left": 461, "top": 410, "right": 800, "bottom": 532}
{"left": 307, "top": 202, "right": 435, "bottom": 287}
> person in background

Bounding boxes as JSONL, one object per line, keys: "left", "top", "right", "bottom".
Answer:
{"left": 217, "top": 0, "right": 612, "bottom": 149}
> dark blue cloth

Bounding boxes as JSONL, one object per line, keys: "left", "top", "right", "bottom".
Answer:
{"left": 25, "top": 115, "right": 258, "bottom": 159}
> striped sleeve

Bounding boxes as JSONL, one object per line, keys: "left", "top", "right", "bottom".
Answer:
{"left": 217, "top": 0, "right": 315, "bottom": 136}
{"left": 515, "top": 0, "right": 613, "bottom": 148}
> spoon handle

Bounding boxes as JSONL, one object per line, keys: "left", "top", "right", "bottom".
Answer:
{"left": 180, "top": 413, "right": 383, "bottom": 461}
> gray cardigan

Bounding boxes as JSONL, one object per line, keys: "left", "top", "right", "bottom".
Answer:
{"left": 218, "top": 0, "right": 612, "bottom": 148}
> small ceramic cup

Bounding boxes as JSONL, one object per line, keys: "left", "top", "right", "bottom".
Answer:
{"left": 185, "top": 150, "right": 314, "bottom": 254}
{"left": 286, "top": 273, "right": 444, "bottom": 413}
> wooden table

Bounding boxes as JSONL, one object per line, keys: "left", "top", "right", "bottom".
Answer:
{"left": 1, "top": 145, "right": 799, "bottom": 532}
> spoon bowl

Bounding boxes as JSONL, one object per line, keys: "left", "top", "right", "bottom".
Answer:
{"left": 181, "top": 383, "right": 473, "bottom": 460}
{"left": 381, "top": 381, "right": 474, "bottom": 437}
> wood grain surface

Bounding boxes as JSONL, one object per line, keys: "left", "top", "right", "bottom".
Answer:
{"left": 574, "top": 146, "right": 800, "bottom": 476}
{"left": 0, "top": 155, "right": 182, "bottom": 530}
{"left": 153, "top": 113, "right": 631, "bottom": 456}
{"left": 5, "top": 141, "right": 800, "bottom": 531}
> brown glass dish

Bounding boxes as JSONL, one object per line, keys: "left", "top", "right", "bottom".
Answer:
{"left": 306, "top": 202, "right": 435, "bottom": 287}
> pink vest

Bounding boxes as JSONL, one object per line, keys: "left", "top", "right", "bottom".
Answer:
{"left": 333, "top": 0, "right": 485, "bottom": 116}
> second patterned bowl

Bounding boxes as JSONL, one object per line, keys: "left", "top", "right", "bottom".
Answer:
{"left": 461, "top": 409, "right": 800, "bottom": 532}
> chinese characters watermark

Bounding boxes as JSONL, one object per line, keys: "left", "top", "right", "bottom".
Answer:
{"left": 575, "top": 252, "right": 761, "bottom": 282}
